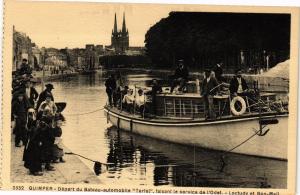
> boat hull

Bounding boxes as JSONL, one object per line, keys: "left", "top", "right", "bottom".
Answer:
{"left": 104, "top": 108, "right": 288, "bottom": 160}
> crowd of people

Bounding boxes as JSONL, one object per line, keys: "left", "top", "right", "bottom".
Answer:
{"left": 12, "top": 59, "right": 65, "bottom": 176}
{"left": 105, "top": 60, "right": 253, "bottom": 120}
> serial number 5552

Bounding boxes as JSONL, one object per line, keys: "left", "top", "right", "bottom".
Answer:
{"left": 13, "top": 185, "right": 24, "bottom": 190}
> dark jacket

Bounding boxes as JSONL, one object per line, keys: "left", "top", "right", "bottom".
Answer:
{"left": 151, "top": 84, "right": 162, "bottom": 97}
{"left": 22, "top": 87, "right": 39, "bottom": 108}
{"left": 214, "top": 66, "right": 223, "bottom": 81}
{"left": 229, "top": 77, "right": 248, "bottom": 94}
{"left": 174, "top": 66, "right": 189, "bottom": 80}
{"left": 18, "top": 64, "right": 32, "bottom": 75}
{"left": 36, "top": 90, "right": 54, "bottom": 110}
{"left": 105, "top": 77, "right": 117, "bottom": 93}
{"left": 12, "top": 99, "right": 28, "bottom": 117}
{"left": 201, "top": 77, "right": 219, "bottom": 96}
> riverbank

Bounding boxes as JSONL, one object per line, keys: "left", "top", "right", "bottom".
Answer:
{"left": 11, "top": 136, "right": 101, "bottom": 184}
{"left": 32, "top": 70, "right": 79, "bottom": 82}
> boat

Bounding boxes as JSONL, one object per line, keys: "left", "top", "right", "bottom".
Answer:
{"left": 104, "top": 82, "right": 288, "bottom": 160}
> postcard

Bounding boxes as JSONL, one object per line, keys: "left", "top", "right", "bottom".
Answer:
{"left": 1, "top": 0, "right": 299, "bottom": 194}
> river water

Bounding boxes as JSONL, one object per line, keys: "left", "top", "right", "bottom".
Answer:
{"left": 45, "top": 70, "right": 287, "bottom": 188}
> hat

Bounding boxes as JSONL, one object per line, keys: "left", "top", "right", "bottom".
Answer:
{"left": 45, "top": 83, "right": 54, "bottom": 89}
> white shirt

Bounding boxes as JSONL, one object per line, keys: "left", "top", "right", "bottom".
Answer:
{"left": 135, "top": 94, "right": 145, "bottom": 107}
{"left": 122, "top": 94, "right": 134, "bottom": 104}
{"left": 237, "top": 78, "right": 243, "bottom": 93}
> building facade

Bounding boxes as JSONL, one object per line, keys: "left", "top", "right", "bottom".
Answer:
{"left": 111, "top": 13, "right": 129, "bottom": 54}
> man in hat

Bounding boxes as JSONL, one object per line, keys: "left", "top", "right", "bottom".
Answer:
{"left": 201, "top": 69, "right": 219, "bottom": 120}
{"left": 229, "top": 69, "right": 249, "bottom": 96}
{"left": 170, "top": 60, "right": 189, "bottom": 93}
{"left": 12, "top": 92, "right": 29, "bottom": 147}
{"left": 18, "top": 59, "right": 32, "bottom": 76}
{"left": 23, "top": 79, "right": 39, "bottom": 108}
{"left": 36, "top": 83, "right": 54, "bottom": 110}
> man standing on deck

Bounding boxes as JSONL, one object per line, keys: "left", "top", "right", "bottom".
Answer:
{"left": 105, "top": 74, "right": 117, "bottom": 107}
{"left": 201, "top": 69, "right": 219, "bottom": 120}
{"left": 23, "top": 79, "right": 39, "bottom": 109}
{"left": 150, "top": 79, "right": 162, "bottom": 116}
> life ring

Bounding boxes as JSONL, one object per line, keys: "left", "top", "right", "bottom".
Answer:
{"left": 230, "top": 96, "right": 246, "bottom": 116}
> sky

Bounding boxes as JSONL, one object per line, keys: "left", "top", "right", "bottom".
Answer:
{"left": 9, "top": 1, "right": 180, "bottom": 49}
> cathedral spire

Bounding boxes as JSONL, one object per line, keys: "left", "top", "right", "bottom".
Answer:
{"left": 113, "top": 13, "right": 118, "bottom": 33}
{"left": 122, "top": 12, "right": 127, "bottom": 34}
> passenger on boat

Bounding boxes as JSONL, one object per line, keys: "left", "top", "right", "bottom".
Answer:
{"left": 170, "top": 60, "right": 189, "bottom": 93}
{"left": 135, "top": 89, "right": 146, "bottom": 117}
{"left": 105, "top": 74, "right": 117, "bottom": 107}
{"left": 213, "top": 62, "right": 224, "bottom": 82}
{"left": 150, "top": 79, "right": 162, "bottom": 115}
{"left": 201, "top": 69, "right": 219, "bottom": 120}
{"left": 122, "top": 89, "right": 134, "bottom": 113}
{"left": 229, "top": 69, "right": 249, "bottom": 97}
{"left": 36, "top": 83, "right": 55, "bottom": 110}
{"left": 113, "top": 72, "right": 125, "bottom": 107}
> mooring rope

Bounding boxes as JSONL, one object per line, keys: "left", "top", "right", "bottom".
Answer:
{"left": 64, "top": 107, "right": 105, "bottom": 116}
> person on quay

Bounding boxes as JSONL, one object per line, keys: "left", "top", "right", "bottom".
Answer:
{"left": 38, "top": 93, "right": 57, "bottom": 118}
{"left": 201, "top": 69, "right": 219, "bottom": 120}
{"left": 23, "top": 79, "right": 39, "bottom": 109}
{"left": 229, "top": 69, "right": 249, "bottom": 97}
{"left": 150, "top": 79, "right": 162, "bottom": 116}
{"left": 39, "top": 114, "right": 56, "bottom": 171}
{"left": 170, "top": 60, "right": 189, "bottom": 93}
{"left": 36, "top": 83, "right": 55, "bottom": 110}
{"left": 12, "top": 92, "right": 29, "bottom": 147}
{"left": 23, "top": 119, "right": 44, "bottom": 176}
{"left": 105, "top": 74, "right": 117, "bottom": 107}
{"left": 135, "top": 89, "right": 146, "bottom": 117}
{"left": 52, "top": 118, "right": 65, "bottom": 163}
{"left": 122, "top": 88, "right": 134, "bottom": 113}
{"left": 17, "top": 58, "right": 32, "bottom": 76}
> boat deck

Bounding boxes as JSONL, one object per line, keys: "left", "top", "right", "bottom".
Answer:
{"left": 105, "top": 106, "right": 288, "bottom": 124}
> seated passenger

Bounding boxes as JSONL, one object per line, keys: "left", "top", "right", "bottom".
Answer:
{"left": 122, "top": 89, "right": 134, "bottom": 113}
{"left": 170, "top": 60, "right": 189, "bottom": 93}
{"left": 135, "top": 89, "right": 146, "bottom": 117}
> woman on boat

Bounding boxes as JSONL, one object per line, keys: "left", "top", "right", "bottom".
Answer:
{"left": 122, "top": 88, "right": 134, "bottom": 113}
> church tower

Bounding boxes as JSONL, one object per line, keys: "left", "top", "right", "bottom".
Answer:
{"left": 111, "top": 13, "right": 129, "bottom": 54}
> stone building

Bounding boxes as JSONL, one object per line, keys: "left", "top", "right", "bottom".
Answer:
{"left": 111, "top": 13, "right": 129, "bottom": 54}
{"left": 12, "top": 26, "right": 35, "bottom": 71}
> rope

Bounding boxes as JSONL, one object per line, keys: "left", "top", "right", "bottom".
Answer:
{"left": 64, "top": 107, "right": 104, "bottom": 116}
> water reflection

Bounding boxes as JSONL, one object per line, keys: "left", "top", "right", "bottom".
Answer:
{"left": 45, "top": 71, "right": 287, "bottom": 188}
{"left": 106, "top": 127, "right": 286, "bottom": 188}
